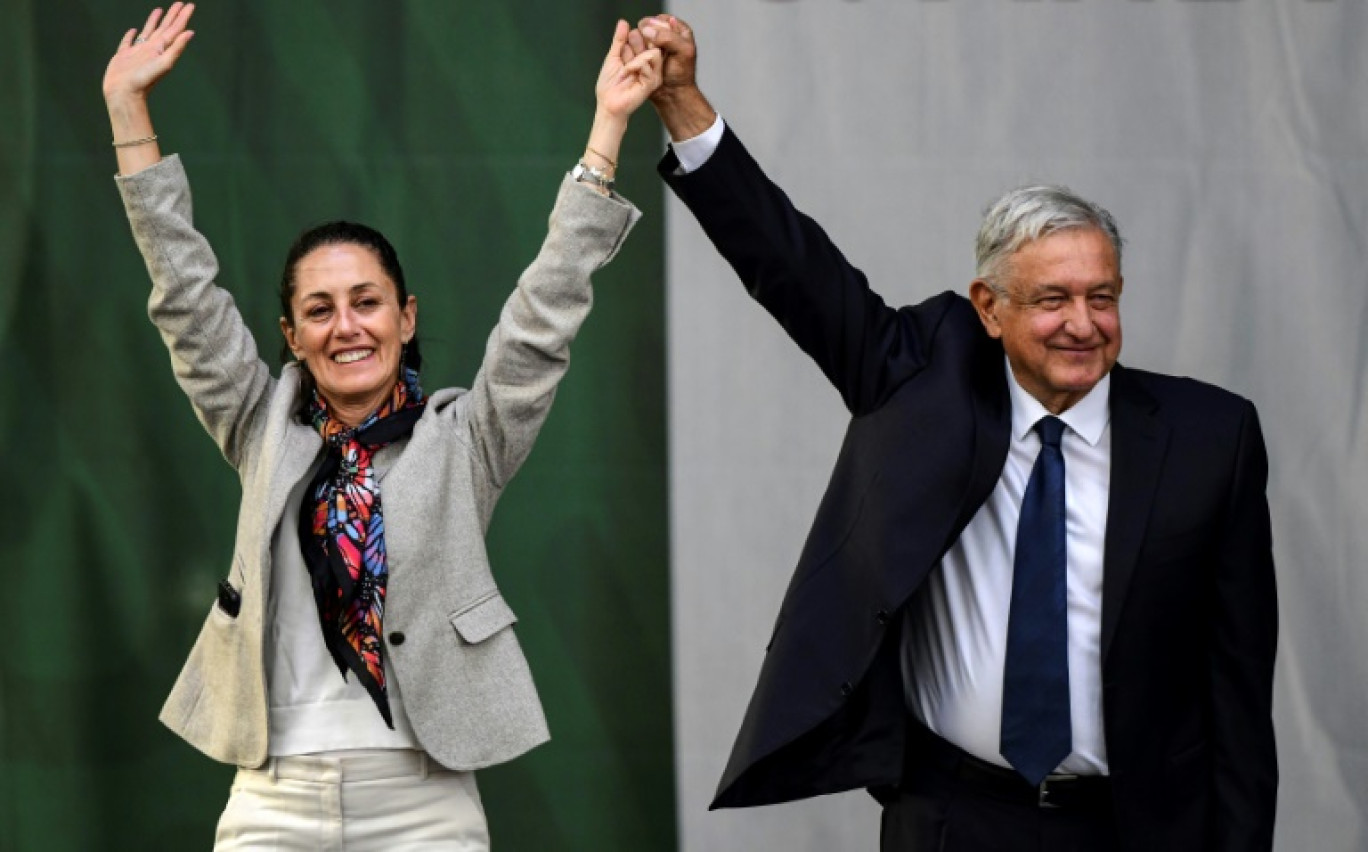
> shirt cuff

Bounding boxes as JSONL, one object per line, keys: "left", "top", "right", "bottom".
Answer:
{"left": 669, "top": 115, "right": 726, "bottom": 175}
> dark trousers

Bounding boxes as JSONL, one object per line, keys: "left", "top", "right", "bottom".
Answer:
{"left": 880, "top": 722, "right": 1121, "bottom": 852}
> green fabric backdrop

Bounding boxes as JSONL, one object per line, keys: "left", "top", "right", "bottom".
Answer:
{"left": 0, "top": 3, "right": 673, "bottom": 849}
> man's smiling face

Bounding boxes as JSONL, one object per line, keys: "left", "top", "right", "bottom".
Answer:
{"left": 972, "top": 226, "right": 1123, "bottom": 414}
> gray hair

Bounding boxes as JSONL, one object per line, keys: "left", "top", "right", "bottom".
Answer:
{"left": 974, "top": 185, "right": 1123, "bottom": 292}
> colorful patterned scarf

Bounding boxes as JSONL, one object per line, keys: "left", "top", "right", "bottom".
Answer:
{"left": 297, "top": 365, "right": 426, "bottom": 728}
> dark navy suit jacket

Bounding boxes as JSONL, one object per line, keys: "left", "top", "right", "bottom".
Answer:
{"left": 661, "top": 127, "right": 1277, "bottom": 851}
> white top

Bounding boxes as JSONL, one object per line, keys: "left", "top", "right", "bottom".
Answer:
{"left": 266, "top": 466, "right": 421, "bottom": 756}
{"left": 671, "top": 119, "right": 1114, "bottom": 775}
{"left": 901, "top": 363, "right": 1112, "bottom": 774}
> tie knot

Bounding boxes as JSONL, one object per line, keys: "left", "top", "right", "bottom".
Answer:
{"left": 1035, "top": 415, "right": 1066, "bottom": 448}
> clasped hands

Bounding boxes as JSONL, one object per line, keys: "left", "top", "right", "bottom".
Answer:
{"left": 616, "top": 15, "right": 717, "bottom": 145}
{"left": 619, "top": 15, "right": 699, "bottom": 106}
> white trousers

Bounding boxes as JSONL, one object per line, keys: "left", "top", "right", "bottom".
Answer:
{"left": 214, "top": 750, "right": 489, "bottom": 851}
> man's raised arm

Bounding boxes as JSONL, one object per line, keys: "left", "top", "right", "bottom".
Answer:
{"left": 628, "top": 16, "right": 932, "bottom": 415}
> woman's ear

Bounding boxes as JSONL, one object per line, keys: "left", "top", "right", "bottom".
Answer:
{"left": 279, "top": 317, "right": 303, "bottom": 359}
{"left": 401, "top": 295, "right": 417, "bottom": 344}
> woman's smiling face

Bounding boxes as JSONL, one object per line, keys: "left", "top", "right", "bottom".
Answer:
{"left": 280, "top": 242, "right": 416, "bottom": 425}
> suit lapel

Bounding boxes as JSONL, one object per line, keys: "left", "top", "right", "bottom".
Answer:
{"left": 967, "top": 349, "right": 1012, "bottom": 534}
{"left": 1101, "top": 365, "right": 1170, "bottom": 661}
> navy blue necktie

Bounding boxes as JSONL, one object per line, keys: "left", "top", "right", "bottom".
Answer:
{"left": 1000, "top": 415, "right": 1072, "bottom": 785}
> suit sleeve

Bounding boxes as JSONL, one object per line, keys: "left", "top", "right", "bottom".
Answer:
{"left": 461, "top": 176, "right": 639, "bottom": 517}
{"left": 660, "top": 127, "right": 940, "bottom": 416}
{"left": 1211, "top": 401, "right": 1278, "bottom": 850}
{"left": 117, "top": 155, "right": 273, "bottom": 471}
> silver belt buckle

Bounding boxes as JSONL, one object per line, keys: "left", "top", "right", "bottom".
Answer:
{"left": 1037, "top": 773, "right": 1078, "bottom": 809}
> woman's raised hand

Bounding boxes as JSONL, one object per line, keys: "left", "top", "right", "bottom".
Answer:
{"left": 105, "top": 4, "right": 194, "bottom": 174}
{"left": 575, "top": 20, "right": 663, "bottom": 192}
{"left": 595, "top": 20, "right": 663, "bottom": 120}
{"left": 103, "top": 3, "right": 196, "bottom": 106}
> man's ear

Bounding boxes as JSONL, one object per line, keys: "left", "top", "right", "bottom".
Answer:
{"left": 279, "top": 317, "right": 303, "bottom": 359}
{"left": 970, "top": 279, "right": 1005, "bottom": 339}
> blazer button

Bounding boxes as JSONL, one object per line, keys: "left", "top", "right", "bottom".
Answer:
{"left": 876, "top": 609, "right": 890, "bottom": 625}
{"left": 389, "top": 631, "right": 406, "bottom": 646}
{"left": 840, "top": 681, "right": 853, "bottom": 697}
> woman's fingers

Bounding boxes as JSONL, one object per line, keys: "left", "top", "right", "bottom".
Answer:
{"left": 608, "top": 19, "right": 628, "bottom": 54}
{"left": 155, "top": 29, "right": 198, "bottom": 72}
{"left": 138, "top": 6, "right": 164, "bottom": 42}
{"left": 160, "top": 30, "right": 195, "bottom": 66}
{"left": 158, "top": 3, "right": 194, "bottom": 43}
{"left": 622, "top": 47, "right": 661, "bottom": 78}
{"left": 155, "top": 3, "right": 182, "bottom": 35}
{"left": 118, "top": 3, "right": 193, "bottom": 61}
{"left": 599, "top": 19, "right": 626, "bottom": 74}
{"left": 611, "top": 46, "right": 662, "bottom": 102}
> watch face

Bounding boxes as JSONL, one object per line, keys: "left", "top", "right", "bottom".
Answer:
{"left": 572, "top": 162, "right": 612, "bottom": 189}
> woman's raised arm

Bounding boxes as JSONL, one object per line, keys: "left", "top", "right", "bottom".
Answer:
{"left": 103, "top": 3, "right": 195, "bottom": 176}
{"left": 459, "top": 22, "right": 659, "bottom": 495}
{"left": 109, "top": 3, "right": 275, "bottom": 469}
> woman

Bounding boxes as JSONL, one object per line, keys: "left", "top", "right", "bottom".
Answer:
{"left": 103, "top": 4, "right": 661, "bottom": 848}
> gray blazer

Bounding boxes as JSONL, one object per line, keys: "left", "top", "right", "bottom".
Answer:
{"left": 117, "top": 155, "right": 640, "bottom": 770}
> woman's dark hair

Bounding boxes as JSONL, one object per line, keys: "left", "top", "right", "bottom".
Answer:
{"left": 277, "top": 220, "right": 423, "bottom": 371}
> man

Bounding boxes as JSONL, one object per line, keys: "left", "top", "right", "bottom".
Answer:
{"left": 629, "top": 15, "right": 1277, "bottom": 851}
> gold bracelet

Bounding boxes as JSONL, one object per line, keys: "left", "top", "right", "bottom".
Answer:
{"left": 113, "top": 134, "right": 158, "bottom": 148}
{"left": 585, "top": 145, "right": 618, "bottom": 171}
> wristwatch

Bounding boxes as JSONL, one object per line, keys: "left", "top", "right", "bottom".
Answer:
{"left": 572, "top": 160, "right": 615, "bottom": 192}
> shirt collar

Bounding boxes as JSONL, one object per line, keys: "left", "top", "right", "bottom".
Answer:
{"left": 1006, "top": 357, "right": 1112, "bottom": 447}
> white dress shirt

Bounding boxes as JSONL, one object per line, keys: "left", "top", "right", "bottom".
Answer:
{"left": 669, "top": 118, "right": 1113, "bottom": 775}
{"left": 901, "top": 363, "right": 1112, "bottom": 774}
{"left": 670, "top": 114, "right": 726, "bottom": 173}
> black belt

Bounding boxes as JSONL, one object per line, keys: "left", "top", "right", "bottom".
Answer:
{"left": 906, "top": 722, "right": 1113, "bottom": 811}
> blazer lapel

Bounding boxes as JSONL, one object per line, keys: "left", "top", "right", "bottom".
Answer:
{"left": 261, "top": 419, "right": 323, "bottom": 554}
{"left": 1101, "top": 365, "right": 1170, "bottom": 661}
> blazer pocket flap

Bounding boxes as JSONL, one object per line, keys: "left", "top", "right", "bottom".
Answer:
{"left": 450, "top": 594, "right": 518, "bottom": 644}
